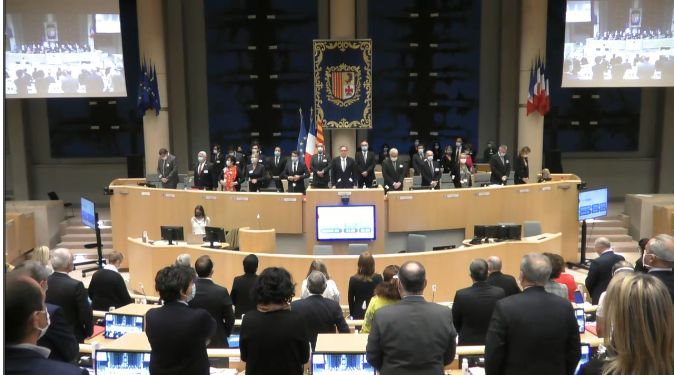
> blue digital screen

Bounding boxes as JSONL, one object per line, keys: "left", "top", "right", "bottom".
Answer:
{"left": 95, "top": 351, "right": 150, "bottom": 375}
{"left": 316, "top": 205, "right": 376, "bottom": 241}
{"left": 104, "top": 314, "right": 144, "bottom": 339}
{"left": 81, "top": 197, "right": 96, "bottom": 230}
{"left": 578, "top": 188, "right": 608, "bottom": 221}
{"left": 575, "top": 344, "right": 591, "bottom": 374}
{"left": 575, "top": 308, "right": 586, "bottom": 333}
{"left": 312, "top": 353, "right": 374, "bottom": 374}
{"left": 227, "top": 334, "right": 239, "bottom": 348}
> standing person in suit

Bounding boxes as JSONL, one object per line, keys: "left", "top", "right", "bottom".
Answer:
{"left": 409, "top": 139, "right": 420, "bottom": 159}
{"left": 451, "top": 153, "right": 473, "bottom": 188}
{"left": 381, "top": 148, "right": 408, "bottom": 193}
{"left": 5, "top": 275, "right": 89, "bottom": 375}
{"left": 310, "top": 142, "right": 331, "bottom": 189}
{"left": 269, "top": 146, "right": 286, "bottom": 192}
{"left": 355, "top": 139, "right": 377, "bottom": 188}
{"left": 291, "top": 271, "right": 350, "bottom": 350}
{"left": 489, "top": 145, "right": 510, "bottom": 185}
{"left": 331, "top": 145, "right": 357, "bottom": 189}
{"left": 347, "top": 252, "right": 383, "bottom": 320}
{"left": 366, "top": 261, "right": 457, "bottom": 375}
{"left": 250, "top": 142, "right": 266, "bottom": 167}
{"left": 420, "top": 150, "right": 441, "bottom": 189}
{"left": 246, "top": 153, "right": 267, "bottom": 192}
{"left": 484, "top": 253, "right": 581, "bottom": 375}
{"left": 441, "top": 145, "right": 454, "bottom": 173}
{"left": 11, "top": 261, "right": 79, "bottom": 364}
{"left": 189, "top": 256, "right": 235, "bottom": 367}
{"left": 87, "top": 252, "right": 133, "bottom": 311}
{"left": 514, "top": 146, "right": 531, "bottom": 185}
{"left": 411, "top": 143, "right": 425, "bottom": 176}
{"left": 483, "top": 140, "right": 497, "bottom": 163}
{"left": 45, "top": 249, "right": 93, "bottom": 343}
{"left": 432, "top": 141, "right": 443, "bottom": 163}
{"left": 147, "top": 265, "right": 215, "bottom": 375}
{"left": 585, "top": 237, "right": 625, "bottom": 305}
{"left": 281, "top": 151, "right": 310, "bottom": 194}
{"left": 193, "top": 151, "right": 215, "bottom": 190}
{"left": 379, "top": 143, "right": 390, "bottom": 164}
{"left": 211, "top": 144, "right": 226, "bottom": 179}
{"left": 454, "top": 137, "right": 465, "bottom": 163}
{"left": 231, "top": 254, "right": 259, "bottom": 319}
{"left": 486, "top": 256, "right": 521, "bottom": 297}
{"left": 452, "top": 259, "right": 506, "bottom": 346}
{"left": 157, "top": 148, "right": 179, "bottom": 189}
{"left": 642, "top": 234, "right": 674, "bottom": 305}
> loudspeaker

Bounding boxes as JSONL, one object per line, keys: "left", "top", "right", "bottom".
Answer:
{"left": 544, "top": 150, "right": 563, "bottom": 173}
{"left": 126, "top": 155, "right": 145, "bottom": 178}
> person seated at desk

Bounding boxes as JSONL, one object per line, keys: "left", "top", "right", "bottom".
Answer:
{"left": 451, "top": 153, "right": 473, "bottom": 189}
{"left": 362, "top": 265, "right": 401, "bottom": 334}
{"left": 87, "top": 251, "right": 133, "bottom": 311}
{"left": 219, "top": 155, "right": 239, "bottom": 192}
{"left": 331, "top": 145, "right": 357, "bottom": 189}
{"left": 281, "top": 151, "right": 310, "bottom": 194}
{"left": 146, "top": 265, "right": 216, "bottom": 375}
{"left": 543, "top": 253, "right": 569, "bottom": 300}
{"left": 420, "top": 150, "right": 441, "bottom": 189}
{"left": 193, "top": 151, "right": 216, "bottom": 190}
{"left": 514, "top": 146, "right": 530, "bottom": 185}
{"left": 381, "top": 148, "right": 407, "bottom": 193}
{"left": 486, "top": 256, "right": 521, "bottom": 297}
{"left": 231, "top": 254, "right": 259, "bottom": 319}
{"left": 246, "top": 153, "right": 267, "bottom": 192}
{"left": 191, "top": 205, "right": 210, "bottom": 235}
{"left": 348, "top": 252, "right": 383, "bottom": 320}
{"left": 301, "top": 260, "right": 341, "bottom": 302}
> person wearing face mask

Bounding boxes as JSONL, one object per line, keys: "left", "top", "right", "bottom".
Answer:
{"left": 310, "top": 142, "right": 332, "bottom": 189}
{"left": 219, "top": 155, "right": 240, "bottom": 191}
{"left": 382, "top": 148, "right": 408, "bottom": 193}
{"left": 432, "top": 142, "right": 443, "bottom": 163}
{"left": 441, "top": 146, "right": 454, "bottom": 173}
{"left": 463, "top": 144, "right": 475, "bottom": 168}
{"left": 483, "top": 141, "right": 497, "bottom": 163}
{"left": 355, "top": 139, "right": 377, "bottom": 188}
{"left": 420, "top": 150, "right": 442, "bottom": 189}
{"left": 451, "top": 153, "right": 473, "bottom": 188}
{"left": 157, "top": 148, "right": 179, "bottom": 189}
{"left": 514, "top": 146, "right": 531, "bottom": 185}
{"left": 246, "top": 153, "right": 267, "bottom": 192}
{"left": 5, "top": 275, "right": 89, "bottom": 375}
{"left": 331, "top": 145, "right": 358, "bottom": 189}
{"left": 409, "top": 139, "right": 420, "bottom": 159}
{"left": 489, "top": 145, "right": 511, "bottom": 185}
{"left": 193, "top": 151, "right": 216, "bottom": 190}
{"left": 584, "top": 237, "right": 625, "bottom": 305}
{"left": 250, "top": 142, "right": 266, "bottom": 168}
{"left": 236, "top": 145, "right": 247, "bottom": 165}
{"left": 379, "top": 143, "right": 390, "bottom": 164}
{"left": 281, "top": 151, "right": 310, "bottom": 194}
{"left": 642, "top": 234, "right": 674, "bottom": 305}
{"left": 454, "top": 137, "right": 464, "bottom": 162}
{"left": 412, "top": 143, "right": 426, "bottom": 176}
{"left": 191, "top": 205, "right": 211, "bottom": 235}
{"left": 211, "top": 144, "right": 226, "bottom": 178}
{"left": 269, "top": 146, "right": 286, "bottom": 192}
{"left": 147, "top": 265, "right": 216, "bottom": 375}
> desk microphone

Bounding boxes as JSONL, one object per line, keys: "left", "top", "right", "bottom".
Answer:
{"left": 257, "top": 214, "right": 261, "bottom": 230}
{"left": 139, "top": 282, "right": 148, "bottom": 304}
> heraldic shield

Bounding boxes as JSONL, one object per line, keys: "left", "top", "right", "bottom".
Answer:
{"left": 313, "top": 40, "right": 372, "bottom": 129}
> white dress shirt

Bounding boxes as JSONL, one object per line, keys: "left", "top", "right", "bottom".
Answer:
{"left": 301, "top": 279, "right": 341, "bottom": 302}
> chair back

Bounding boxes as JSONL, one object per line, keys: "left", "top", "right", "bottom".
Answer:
{"left": 347, "top": 244, "right": 368, "bottom": 255}
{"left": 412, "top": 175, "right": 421, "bottom": 186}
{"left": 313, "top": 245, "right": 334, "bottom": 256}
{"left": 47, "top": 191, "right": 59, "bottom": 201}
{"left": 474, "top": 173, "right": 491, "bottom": 184}
{"left": 407, "top": 234, "right": 427, "bottom": 253}
{"left": 523, "top": 221, "right": 542, "bottom": 237}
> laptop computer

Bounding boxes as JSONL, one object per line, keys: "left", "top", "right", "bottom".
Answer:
{"left": 185, "top": 233, "right": 204, "bottom": 245}
{"left": 95, "top": 349, "right": 150, "bottom": 375}
{"left": 311, "top": 353, "right": 375, "bottom": 374}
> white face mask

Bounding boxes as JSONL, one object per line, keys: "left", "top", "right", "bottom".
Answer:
{"left": 390, "top": 157, "right": 398, "bottom": 162}
{"left": 318, "top": 147, "right": 323, "bottom": 153}
{"left": 456, "top": 142, "right": 461, "bottom": 147}
{"left": 642, "top": 253, "right": 653, "bottom": 269}
{"left": 418, "top": 149, "right": 424, "bottom": 155}
{"left": 186, "top": 284, "right": 196, "bottom": 302}
{"left": 162, "top": 156, "right": 168, "bottom": 161}
{"left": 37, "top": 310, "right": 50, "bottom": 339}
{"left": 460, "top": 158, "right": 467, "bottom": 164}
{"left": 213, "top": 149, "right": 218, "bottom": 154}
{"left": 251, "top": 158, "right": 258, "bottom": 164}
{"left": 427, "top": 156, "right": 434, "bottom": 162}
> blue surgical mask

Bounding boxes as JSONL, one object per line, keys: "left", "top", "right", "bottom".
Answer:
{"left": 198, "top": 156, "right": 204, "bottom": 163}
{"left": 186, "top": 284, "right": 196, "bottom": 302}
{"left": 361, "top": 146, "right": 368, "bottom": 152}
{"left": 226, "top": 160, "right": 231, "bottom": 167}
{"left": 274, "top": 151, "right": 280, "bottom": 157}
{"left": 292, "top": 156, "right": 298, "bottom": 162}
{"left": 251, "top": 158, "right": 258, "bottom": 164}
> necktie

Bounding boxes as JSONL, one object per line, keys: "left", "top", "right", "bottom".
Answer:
{"left": 199, "top": 163, "right": 203, "bottom": 175}
{"left": 429, "top": 161, "right": 434, "bottom": 178}
{"left": 293, "top": 162, "right": 296, "bottom": 173}
{"left": 342, "top": 158, "right": 346, "bottom": 172}
{"left": 364, "top": 151, "right": 367, "bottom": 160}
{"left": 276, "top": 157, "right": 279, "bottom": 166}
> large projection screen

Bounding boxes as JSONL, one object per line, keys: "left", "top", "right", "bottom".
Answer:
{"left": 5, "top": 0, "right": 127, "bottom": 98}
{"left": 562, "top": 0, "right": 674, "bottom": 88}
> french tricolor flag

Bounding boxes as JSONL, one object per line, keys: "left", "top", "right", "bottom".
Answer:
{"left": 305, "top": 114, "right": 317, "bottom": 170}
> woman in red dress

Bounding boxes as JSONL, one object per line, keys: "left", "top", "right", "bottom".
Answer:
{"left": 220, "top": 155, "right": 239, "bottom": 191}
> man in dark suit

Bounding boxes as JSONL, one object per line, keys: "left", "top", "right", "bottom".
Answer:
{"left": 489, "top": 145, "right": 510, "bottom": 185}
{"left": 381, "top": 148, "right": 408, "bottom": 193}
{"left": 483, "top": 141, "right": 497, "bottom": 163}
{"left": 291, "top": 271, "right": 349, "bottom": 350}
{"left": 585, "top": 237, "right": 625, "bottom": 305}
{"left": 420, "top": 150, "right": 441, "bottom": 189}
{"left": 486, "top": 256, "right": 521, "bottom": 297}
{"left": 268, "top": 146, "right": 286, "bottom": 192}
{"left": 310, "top": 142, "right": 331, "bottom": 189}
{"left": 211, "top": 144, "right": 226, "bottom": 180}
{"left": 250, "top": 142, "right": 266, "bottom": 168}
{"left": 331, "top": 145, "right": 357, "bottom": 189}
{"left": 193, "top": 151, "right": 216, "bottom": 190}
{"left": 367, "top": 261, "right": 457, "bottom": 375}
{"left": 6, "top": 276, "right": 89, "bottom": 375}
{"left": 87, "top": 252, "right": 133, "bottom": 311}
{"left": 411, "top": 143, "right": 426, "bottom": 176}
{"left": 228, "top": 146, "right": 245, "bottom": 191}
{"left": 485, "top": 253, "right": 581, "bottom": 375}
{"left": 45, "top": 249, "right": 93, "bottom": 343}
{"left": 643, "top": 234, "right": 674, "bottom": 305}
{"left": 454, "top": 137, "right": 465, "bottom": 163}
{"left": 452, "top": 259, "right": 506, "bottom": 346}
{"left": 158, "top": 148, "right": 179, "bottom": 189}
{"left": 355, "top": 139, "right": 377, "bottom": 188}
{"left": 231, "top": 254, "right": 259, "bottom": 319}
{"left": 281, "top": 151, "right": 310, "bottom": 194}
{"left": 12, "top": 261, "right": 79, "bottom": 363}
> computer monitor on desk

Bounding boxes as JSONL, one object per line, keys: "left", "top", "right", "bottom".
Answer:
{"left": 160, "top": 226, "right": 184, "bottom": 245}
{"left": 311, "top": 353, "right": 375, "bottom": 374}
{"left": 104, "top": 313, "right": 144, "bottom": 339}
{"left": 95, "top": 349, "right": 150, "bottom": 375}
{"left": 498, "top": 225, "right": 522, "bottom": 241}
{"left": 474, "top": 225, "right": 499, "bottom": 240}
{"left": 203, "top": 226, "right": 226, "bottom": 248}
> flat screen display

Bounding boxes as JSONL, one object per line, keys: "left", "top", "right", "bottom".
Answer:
{"left": 575, "top": 308, "right": 586, "bottom": 333}
{"left": 227, "top": 334, "right": 239, "bottom": 348}
{"left": 575, "top": 344, "right": 591, "bottom": 375}
{"left": 566, "top": 1, "right": 592, "bottom": 23}
{"left": 578, "top": 188, "right": 608, "bottom": 221}
{"left": 316, "top": 205, "right": 376, "bottom": 241}
{"left": 104, "top": 314, "right": 144, "bottom": 339}
{"left": 312, "top": 353, "right": 375, "bottom": 374}
{"left": 574, "top": 290, "right": 584, "bottom": 304}
{"left": 81, "top": 197, "right": 96, "bottom": 230}
{"left": 95, "top": 350, "right": 150, "bottom": 375}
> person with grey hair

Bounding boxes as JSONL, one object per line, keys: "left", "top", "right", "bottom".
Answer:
{"left": 486, "top": 256, "right": 521, "bottom": 297}
{"left": 158, "top": 148, "right": 179, "bottom": 189}
{"left": 290, "top": 271, "right": 349, "bottom": 350}
{"left": 88, "top": 251, "right": 133, "bottom": 311}
{"left": 489, "top": 144, "right": 510, "bottom": 185}
{"left": 643, "top": 234, "right": 674, "bottom": 305}
{"left": 176, "top": 254, "right": 192, "bottom": 267}
{"left": 381, "top": 147, "right": 408, "bottom": 193}
{"left": 452, "top": 259, "right": 505, "bottom": 346}
{"left": 193, "top": 150, "right": 216, "bottom": 190}
{"left": 585, "top": 237, "right": 625, "bottom": 305}
{"left": 485, "top": 253, "right": 581, "bottom": 375}
{"left": 45, "top": 249, "right": 94, "bottom": 343}
{"left": 12, "top": 261, "right": 80, "bottom": 363}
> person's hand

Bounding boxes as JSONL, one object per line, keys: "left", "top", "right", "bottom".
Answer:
{"left": 362, "top": 171, "right": 368, "bottom": 177}
{"left": 502, "top": 176, "right": 507, "bottom": 181}
{"left": 431, "top": 181, "right": 437, "bottom": 187}
{"left": 331, "top": 186, "right": 336, "bottom": 189}
{"left": 220, "top": 180, "right": 225, "bottom": 186}
{"left": 317, "top": 171, "right": 324, "bottom": 177}
{"left": 274, "top": 176, "right": 279, "bottom": 179}
{"left": 523, "top": 177, "right": 529, "bottom": 183}
{"left": 393, "top": 182, "right": 401, "bottom": 189}
{"left": 294, "top": 175, "right": 300, "bottom": 180}
{"left": 232, "top": 181, "right": 238, "bottom": 186}
{"left": 252, "top": 179, "right": 257, "bottom": 184}
{"left": 161, "top": 178, "right": 168, "bottom": 183}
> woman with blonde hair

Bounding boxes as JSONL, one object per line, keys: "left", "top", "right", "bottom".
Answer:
{"left": 361, "top": 265, "right": 402, "bottom": 333}
{"left": 300, "top": 259, "right": 341, "bottom": 302}
{"left": 347, "top": 252, "right": 383, "bottom": 319}
{"left": 31, "top": 246, "right": 53, "bottom": 275}
{"left": 578, "top": 273, "right": 674, "bottom": 375}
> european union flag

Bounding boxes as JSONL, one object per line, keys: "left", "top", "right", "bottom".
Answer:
{"left": 296, "top": 108, "right": 308, "bottom": 164}
{"left": 151, "top": 64, "right": 161, "bottom": 116}
{"left": 137, "top": 58, "right": 148, "bottom": 115}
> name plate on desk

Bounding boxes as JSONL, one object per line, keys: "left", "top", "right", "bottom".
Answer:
{"left": 140, "top": 192, "right": 151, "bottom": 196}
{"left": 443, "top": 194, "right": 459, "bottom": 199}
{"left": 233, "top": 197, "right": 249, "bottom": 201}
{"left": 518, "top": 189, "right": 530, "bottom": 193}
{"left": 539, "top": 187, "right": 551, "bottom": 191}
{"left": 203, "top": 196, "right": 217, "bottom": 200}
{"left": 162, "top": 193, "right": 176, "bottom": 198}
{"left": 283, "top": 198, "right": 297, "bottom": 202}
{"left": 118, "top": 190, "right": 129, "bottom": 195}
{"left": 398, "top": 196, "right": 413, "bottom": 200}
{"left": 475, "top": 192, "right": 490, "bottom": 197}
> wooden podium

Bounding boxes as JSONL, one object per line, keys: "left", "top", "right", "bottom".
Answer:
{"left": 239, "top": 228, "right": 276, "bottom": 253}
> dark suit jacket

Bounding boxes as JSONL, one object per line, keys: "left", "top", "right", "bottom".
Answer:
{"left": 231, "top": 274, "right": 258, "bottom": 318}
{"left": 157, "top": 154, "right": 179, "bottom": 189}
{"left": 489, "top": 153, "right": 511, "bottom": 185}
{"left": 486, "top": 272, "right": 521, "bottom": 297}
{"left": 5, "top": 346, "right": 88, "bottom": 375}
{"left": 146, "top": 301, "right": 216, "bottom": 375}
{"left": 38, "top": 303, "right": 80, "bottom": 363}
{"left": 514, "top": 156, "right": 529, "bottom": 185}
{"left": 355, "top": 151, "right": 377, "bottom": 188}
{"left": 268, "top": 156, "right": 287, "bottom": 191}
{"left": 211, "top": 152, "right": 226, "bottom": 176}
{"left": 193, "top": 162, "right": 216, "bottom": 190}
{"left": 412, "top": 153, "right": 425, "bottom": 175}
{"left": 246, "top": 163, "right": 267, "bottom": 192}
{"left": 366, "top": 295, "right": 457, "bottom": 375}
{"left": 585, "top": 251, "right": 625, "bottom": 304}
{"left": 381, "top": 159, "right": 408, "bottom": 192}
{"left": 310, "top": 153, "right": 332, "bottom": 188}
{"left": 45, "top": 272, "right": 93, "bottom": 343}
{"left": 649, "top": 270, "right": 674, "bottom": 306}
{"left": 483, "top": 147, "right": 497, "bottom": 163}
{"left": 452, "top": 282, "right": 505, "bottom": 346}
{"left": 347, "top": 274, "right": 383, "bottom": 319}
{"left": 451, "top": 164, "right": 473, "bottom": 188}
{"left": 188, "top": 278, "right": 236, "bottom": 348}
{"left": 453, "top": 145, "right": 465, "bottom": 163}
{"left": 441, "top": 154, "right": 454, "bottom": 174}
{"left": 420, "top": 159, "right": 442, "bottom": 187}
{"left": 331, "top": 156, "right": 357, "bottom": 188}
{"left": 281, "top": 161, "right": 310, "bottom": 194}
{"left": 87, "top": 268, "right": 133, "bottom": 312}
{"left": 290, "top": 295, "right": 350, "bottom": 350}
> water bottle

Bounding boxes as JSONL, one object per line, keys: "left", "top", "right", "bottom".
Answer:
{"left": 462, "top": 358, "right": 469, "bottom": 374}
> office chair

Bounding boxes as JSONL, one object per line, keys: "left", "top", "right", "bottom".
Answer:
{"left": 348, "top": 244, "right": 368, "bottom": 255}
{"left": 523, "top": 221, "right": 542, "bottom": 237}
{"left": 407, "top": 234, "right": 427, "bottom": 253}
{"left": 313, "top": 245, "right": 334, "bottom": 255}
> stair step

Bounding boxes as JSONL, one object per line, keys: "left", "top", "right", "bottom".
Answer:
{"left": 64, "top": 225, "right": 113, "bottom": 235}
{"left": 577, "top": 227, "right": 628, "bottom": 235}
{"left": 56, "top": 241, "right": 114, "bottom": 250}
{"left": 578, "top": 242, "right": 639, "bottom": 252}
{"left": 579, "top": 219, "right": 625, "bottom": 228}
{"left": 577, "top": 234, "right": 634, "bottom": 242}
{"left": 72, "top": 248, "right": 114, "bottom": 259}
{"left": 61, "top": 233, "right": 113, "bottom": 241}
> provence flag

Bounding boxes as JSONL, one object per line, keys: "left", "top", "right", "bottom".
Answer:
{"left": 313, "top": 40, "right": 372, "bottom": 129}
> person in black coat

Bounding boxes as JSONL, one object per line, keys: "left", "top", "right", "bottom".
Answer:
{"left": 193, "top": 151, "right": 216, "bottom": 190}
{"left": 420, "top": 150, "right": 441, "bottom": 189}
{"left": 310, "top": 142, "right": 332, "bottom": 188}
{"left": 231, "top": 255, "right": 259, "bottom": 319}
{"left": 381, "top": 148, "right": 408, "bottom": 193}
{"left": 268, "top": 146, "right": 287, "bottom": 192}
{"left": 87, "top": 252, "right": 133, "bottom": 311}
{"left": 281, "top": 151, "right": 310, "bottom": 194}
{"left": 643, "top": 234, "right": 674, "bottom": 305}
{"left": 486, "top": 256, "right": 521, "bottom": 297}
{"left": 441, "top": 146, "right": 454, "bottom": 173}
{"left": 250, "top": 142, "right": 266, "bottom": 168}
{"left": 451, "top": 155, "right": 473, "bottom": 188}
{"left": 585, "top": 238, "right": 625, "bottom": 305}
{"left": 489, "top": 145, "right": 511, "bottom": 185}
{"left": 483, "top": 141, "right": 497, "bottom": 163}
{"left": 211, "top": 144, "right": 226, "bottom": 179}
{"left": 157, "top": 148, "right": 179, "bottom": 189}
{"left": 45, "top": 249, "right": 93, "bottom": 343}
{"left": 347, "top": 252, "right": 383, "bottom": 319}
{"left": 291, "top": 271, "right": 350, "bottom": 350}
{"left": 452, "top": 259, "right": 506, "bottom": 346}
{"left": 246, "top": 153, "right": 267, "bottom": 192}
{"left": 634, "top": 237, "right": 650, "bottom": 273}
{"left": 146, "top": 265, "right": 216, "bottom": 375}
{"left": 240, "top": 267, "right": 310, "bottom": 375}
{"left": 485, "top": 254, "right": 581, "bottom": 375}
{"left": 411, "top": 143, "right": 426, "bottom": 176}
{"left": 379, "top": 143, "right": 390, "bottom": 164}
{"left": 514, "top": 146, "right": 531, "bottom": 185}
{"left": 355, "top": 139, "right": 377, "bottom": 188}
{"left": 331, "top": 146, "right": 358, "bottom": 189}
{"left": 431, "top": 141, "right": 443, "bottom": 164}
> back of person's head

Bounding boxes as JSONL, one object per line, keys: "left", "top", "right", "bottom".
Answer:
{"left": 253, "top": 267, "right": 295, "bottom": 305}
{"left": 175, "top": 254, "right": 191, "bottom": 267}
{"left": 5, "top": 275, "right": 45, "bottom": 345}
{"left": 31, "top": 246, "right": 50, "bottom": 265}
{"left": 108, "top": 251, "right": 124, "bottom": 266}
{"left": 356, "top": 251, "right": 375, "bottom": 281}
{"left": 469, "top": 259, "right": 489, "bottom": 282}
{"left": 50, "top": 248, "right": 72, "bottom": 272}
{"left": 647, "top": 234, "right": 674, "bottom": 267}
{"left": 307, "top": 259, "right": 330, "bottom": 280}
{"left": 594, "top": 237, "right": 611, "bottom": 252}
{"left": 543, "top": 253, "right": 562, "bottom": 279}
{"left": 154, "top": 265, "right": 194, "bottom": 302}
{"left": 611, "top": 260, "right": 635, "bottom": 276}
{"left": 602, "top": 273, "right": 674, "bottom": 375}
{"left": 487, "top": 256, "right": 503, "bottom": 273}
{"left": 243, "top": 254, "right": 259, "bottom": 274}
{"left": 551, "top": 254, "right": 566, "bottom": 274}
{"left": 375, "top": 265, "right": 401, "bottom": 300}
{"left": 520, "top": 253, "right": 551, "bottom": 286}
{"left": 398, "top": 261, "right": 426, "bottom": 294}
{"left": 306, "top": 270, "right": 328, "bottom": 295}
{"left": 12, "top": 261, "right": 49, "bottom": 288}
{"left": 638, "top": 238, "right": 650, "bottom": 254}
{"left": 195, "top": 255, "right": 214, "bottom": 278}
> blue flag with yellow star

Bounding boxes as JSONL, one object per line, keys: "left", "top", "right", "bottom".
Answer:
{"left": 296, "top": 108, "right": 307, "bottom": 164}
{"left": 137, "top": 58, "right": 148, "bottom": 115}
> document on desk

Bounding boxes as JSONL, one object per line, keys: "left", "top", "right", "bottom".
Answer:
{"left": 209, "top": 368, "right": 238, "bottom": 374}
{"left": 468, "top": 368, "right": 485, "bottom": 375}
